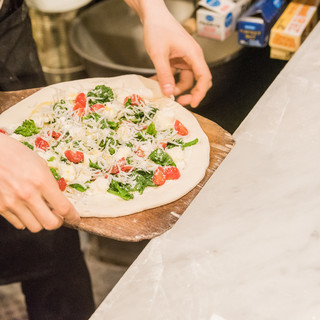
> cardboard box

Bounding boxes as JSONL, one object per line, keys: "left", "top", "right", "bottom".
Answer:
{"left": 269, "top": 2, "right": 317, "bottom": 55}
{"left": 196, "top": 0, "right": 251, "bottom": 41}
{"left": 270, "top": 47, "right": 294, "bottom": 60}
{"left": 237, "top": 0, "right": 287, "bottom": 47}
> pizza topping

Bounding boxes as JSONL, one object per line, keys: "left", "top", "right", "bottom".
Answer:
{"left": 58, "top": 177, "right": 67, "bottom": 191}
{"left": 90, "top": 104, "right": 105, "bottom": 112}
{"left": 148, "top": 148, "right": 176, "bottom": 167}
{"left": 8, "top": 83, "right": 199, "bottom": 199}
{"left": 174, "top": 120, "right": 188, "bottom": 136}
{"left": 35, "top": 137, "right": 50, "bottom": 151}
{"left": 153, "top": 167, "right": 166, "bottom": 186}
{"left": 22, "top": 141, "right": 34, "bottom": 150}
{"left": 64, "top": 150, "right": 84, "bottom": 164}
{"left": 124, "top": 94, "right": 145, "bottom": 106}
{"left": 75, "top": 92, "right": 87, "bottom": 108}
{"left": 164, "top": 166, "right": 180, "bottom": 180}
{"left": 14, "top": 119, "right": 40, "bottom": 137}
{"left": 0, "top": 129, "right": 7, "bottom": 134}
{"left": 87, "top": 85, "right": 114, "bottom": 106}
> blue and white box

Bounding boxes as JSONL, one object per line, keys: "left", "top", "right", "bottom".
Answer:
{"left": 197, "top": 0, "right": 251, "bottom": 41}
{"left": 237, "top": 0, "right": 287, "bottom": 47}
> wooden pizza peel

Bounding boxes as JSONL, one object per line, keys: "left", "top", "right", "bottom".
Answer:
{"left": 0, "top": 88, "right": 235, "bottom": 242}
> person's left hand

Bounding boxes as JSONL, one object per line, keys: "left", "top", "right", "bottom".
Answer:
{"left": 143, "top": 10, "right": 212, "bottom": 108}
{"left": 124, "top": 0, "right": 212, "bottom": 108}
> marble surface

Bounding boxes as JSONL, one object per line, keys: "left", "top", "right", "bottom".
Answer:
{"left": 90, "top": 23, "right": 320, "bottom": 320}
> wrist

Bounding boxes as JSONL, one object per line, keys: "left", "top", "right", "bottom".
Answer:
{"left": 123, "top": 0, "right": 170, "bottom": 24}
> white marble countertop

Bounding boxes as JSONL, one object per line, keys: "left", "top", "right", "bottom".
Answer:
{"left": 90, "top": 23, "right": 320, "bottom": 320}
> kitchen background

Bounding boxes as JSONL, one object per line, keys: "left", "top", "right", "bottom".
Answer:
{"left": 4, "top": 0, "right": 312, "bottom": 317}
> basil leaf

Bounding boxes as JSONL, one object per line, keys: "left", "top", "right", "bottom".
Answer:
{"left": 148, "top": 148, "right": 176, "bottom": 167}
{"left": 131, "top": 170, "right": 155, "bottom": 194}
{"left": 135, "top": 131, "right": 146, "bottom": 141}
{"left": 22, "top": 141, "right": 34, "bottom": 150}
{"left": 83, "top": 112, "right": 101, "bottom": 121}
{"left": 14, "top": 120, "right": 40, "bottom": 137}
{"left": 48, "top": 156, "right": 55, "bottom": 162}
{"left": 146, "top": 122, "right": 157, "bottom": 137}
{"left": 89, "top": 159, "right": 102, "bottom": 170}
{"left": 50, "top": 168, "right": 61, "bottom": 180}
{"left": 69, "top": 183, "right": 88, "bottom": 192}
{"left": 107, "top": 180, "right": 133, "bottom": 200}
{"left": 182, "top": 138, "right": 198, "bottom": 150}
{"left": 166, "top": 139, "right": 183, "bottom": 149}
{"left": 87, "top": 85, "right": 114, "bottom": 106}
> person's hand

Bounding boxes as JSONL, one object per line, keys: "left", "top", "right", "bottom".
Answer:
{"left": 124, "top": 0, "right": 212, "bottom": 108}
{"left": 0, "top": 133, "right": 80, "bottom": 232}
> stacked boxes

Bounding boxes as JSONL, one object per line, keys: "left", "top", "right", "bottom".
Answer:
{"left": 269, "top": 2, "right": 318, "bottom": 60}
{"left": 237, "top": 0, "right": 287, "bottom": 47}
{"left": 196, "top": 0, "right": 251, "bottom": 41}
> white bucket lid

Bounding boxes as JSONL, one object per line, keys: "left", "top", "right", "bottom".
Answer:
{"left": 26, "top": 0, "right": 92, "bottom": 13}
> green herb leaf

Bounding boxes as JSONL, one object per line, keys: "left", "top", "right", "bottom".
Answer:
{"left": 22, "top": 141, "right": 34, "bottom": 150}
{"left": 145, "top": 122, "right": 157, "bottom": 137}
{"left": 182, "top": 138, "right": 198, "bottom": 150}
{"left": 89, "top": 159, "right": 102, "bottom": 170}
{"left": 48, "top": 156, "right": 55, "bottom": 162}
{"left": 107, "top": 180, "right": 134, "bottom": 200}
{"left": 50, "top": 168, "right": 61, "bottom": 180}
{"left": 14, "top": 120, "right": 40, "bottom": 137}
{"left": 87, "top": 85, "right": 114, "bottom": 106}
{"left": 83, "top": 112, "right": 101, "bottom": 121}
{"left": 130, "top": 170, "right": 155, "bottom": 194}
{"left": 148, "top": 148, "right": 176, "bottom": 167}
{"left": 69, "top": 183, "right": 88, "bottom": 192}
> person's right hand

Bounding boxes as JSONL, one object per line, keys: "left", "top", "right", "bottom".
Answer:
{"left": 0, "top": 133, "right": 80, "bottom": 232}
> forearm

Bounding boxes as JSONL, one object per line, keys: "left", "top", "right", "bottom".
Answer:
{"left": 123, "top": 0, "right": 171, "bottom": 24}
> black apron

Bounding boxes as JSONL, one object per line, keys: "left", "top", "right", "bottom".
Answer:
{"left": 0, "top": 0, "right": 46, "bottom": 90}
{"left": 0, "top": 0, "right": 92, "bottom": 302}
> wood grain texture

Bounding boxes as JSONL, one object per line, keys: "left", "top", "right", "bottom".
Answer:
{"left": 0, "top": 88, "right": 235, "bottom": 242}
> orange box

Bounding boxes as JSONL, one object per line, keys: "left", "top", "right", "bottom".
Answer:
{"left": 269, "top": 2, "right": 317, "bottom": 55}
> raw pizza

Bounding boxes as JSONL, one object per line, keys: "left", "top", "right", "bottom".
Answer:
{"left": 0, "top": 75, "right": 210, "bottom": 217}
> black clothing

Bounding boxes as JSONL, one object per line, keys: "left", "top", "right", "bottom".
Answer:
{"left": 0, "top": 1, "right": 95, "bottom": 319}
{"left": 0, "top": 0, "right": 46, "bottom": 90}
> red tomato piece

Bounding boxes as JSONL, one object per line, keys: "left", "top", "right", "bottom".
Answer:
{"left": 160, "top": 142, "right": 167, "bottom": 149}
{"left": 109, "top": 165, "right": 119, "bottom": 174}
{"left": 153, "top": 166, "right": 166, "bottom": 186}
{"left": 35, "top": 137, "right": 50, "bottom": 151}
{"left": 164, "top": 166, "right": 180, "bottom": 180}
{"left": 121, "top": 165, "right": 133, "bottom": 173}
{"left": 73, "top": 102, "right": 85, "bottom": 118}
{"left": 57, "top": 177, "right": 67, "bottom": 191}
{"left": 48, "top": 131, "right": 61, "bottom": 140}
{"left": 105, "top": 174, "right": 108, "bottom": 179}
{"left": 136, "top": 148, "right": 145, "bottom": 158}
{"left": 124, "top": 94, "right": 145, "bottom": 106}
{"left": 108, "top": 157, "right": 133, "bottom": 174}
{"left": 0, "top": 129, "right": 7, "bottom": 134}
{"left": 90, "top": 104, "right": 104, "bottom": 112}
{"left": 76, "top": 92, "right": 86, "bottom": 108}
{"left": 64, "top": 150, "right": 84, "bottom": 164}
{"left": 174, "top": 120, "right": 188, "bottom": 136}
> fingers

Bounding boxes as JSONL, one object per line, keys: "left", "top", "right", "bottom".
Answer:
{"left": 174, "top": 69, "right": 194, "bottom": 97}
{"left": 42, "top": 176, "right": 80, "bottom": 225}
{"left": 26, "top": 194, "right": 63, "bottom": 230}
{"left": 8, "top": 204, "right": 43, "bottom": 233}
{"left": 188, "top": 55, "right": 212, "bottom": 108}
{"left": 150, "top": 51, "right": 175, "bottom": 96}
{"left": 1, "top": 211, "right": 25, "bottom": 230}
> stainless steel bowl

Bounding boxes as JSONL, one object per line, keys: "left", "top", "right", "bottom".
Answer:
{"left": 69, "top": 0, "right": 243, "bottom": 77}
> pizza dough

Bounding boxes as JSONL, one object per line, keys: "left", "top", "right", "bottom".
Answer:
{"left": 0, "top": 75, "right": 210, "bottom": 217}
